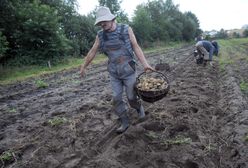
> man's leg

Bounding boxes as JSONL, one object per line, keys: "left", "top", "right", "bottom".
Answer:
{"left": 110, "top": 75, "right": 129, "bottom": 133}
{"left": 124, "top": 74, "right": 145, "bottom": 118}
{"left": 197, "top": 45, "right": 209, "bottom": 61}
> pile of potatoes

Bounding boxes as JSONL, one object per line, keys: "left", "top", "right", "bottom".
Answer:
{"left": 137, "top": 77, "right": 168, "bottom": 91}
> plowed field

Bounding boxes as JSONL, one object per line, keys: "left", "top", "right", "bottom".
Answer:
{"left": 1, "top": 40, "right": 248, "bottom": 168}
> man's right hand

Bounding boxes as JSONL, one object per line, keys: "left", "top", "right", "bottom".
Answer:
{"left": 144, "top": 65, "right": 155, "bottom": 72}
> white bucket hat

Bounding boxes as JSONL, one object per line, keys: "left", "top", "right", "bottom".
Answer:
{"left": 95, "top": 6, "right": 116, "bottom": 26}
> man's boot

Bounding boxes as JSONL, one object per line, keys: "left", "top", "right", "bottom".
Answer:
{"left": 116, "top": 113, "right": 129, "bottom": 133}
{"left": 209, "top": 61, "right": 213, "bottom": 67}
{"left": 137, "top": 105, "right": 145, "bottom": 119}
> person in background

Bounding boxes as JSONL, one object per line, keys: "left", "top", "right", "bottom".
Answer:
{"left": 195, "top": 40, "right": 219, "bottom": 66}
{"left": 80, "top": 6, "right": 154, "bottom": 133}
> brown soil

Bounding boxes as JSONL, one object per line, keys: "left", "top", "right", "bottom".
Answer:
{"left": 0, "top": 45, "right": 247, "bottom": 168}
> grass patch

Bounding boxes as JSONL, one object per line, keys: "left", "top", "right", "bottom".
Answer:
{"left": 144, "top": 41, "right": 189, "bottom": 54}
{"left": 217, "top": 38, "right": 248, "bottom": 71}
{"left": 218, "top": 57, "right": 234, "bottom": 71}
{"left": 203, "top": 142, "right": 216, "bottom": 153}
{"left": 8, "top": 107, "right": 17, "bottom": 113}
{"left": 163, "top": 136, "right": 192, "bottom": 146}
{"left": 48, "top": 117, "right": 67, "bottom": 127}
{"left": 0, "top": 55, "right": 107, "bottom": 85}
{"left": 0, "top": 41, "right": 189, "bottom": 85}
{"left": 145, "top": 132, "right": 192, "bottom": 146}
{"left": 240, "top": 80, "right": 248, "bottom": 93}
{"left": 34, "top": 79, "right": 49, "bottom": 88}
{"left": 244, "top": 135, "right": 248, "bottom": 142}
{"left": 0, "top": 150, "right": 14, "bottom": 162}
{"left": 145, "top": 131, "right": 158, "bottom": 139}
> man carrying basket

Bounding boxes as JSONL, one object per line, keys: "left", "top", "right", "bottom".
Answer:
{"left": 80, "top": 7, "right": 154, "bottom": 133}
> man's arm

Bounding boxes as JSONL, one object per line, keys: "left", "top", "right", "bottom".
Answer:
{"left": 80, "top": 35, "right": 100, "bottom": 77}
{"left": 209, "top": 47, "right": 214, "bottom": 61}
{"left": 128, "top": 27, "right": 154, "bottom": 71}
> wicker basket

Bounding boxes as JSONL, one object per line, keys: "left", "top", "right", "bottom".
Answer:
{"left": 135, "top": 71, "right": 170, "bottom": 103}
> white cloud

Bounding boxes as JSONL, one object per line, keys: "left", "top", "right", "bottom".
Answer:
{"left": 174, "top": 0, "right": 248, "bottom": 30}
{"left": 77, "top": 0, "right": 248, "bottom": 31}
{"left": 77, "top": 0, "right": 98, "bottom": 15}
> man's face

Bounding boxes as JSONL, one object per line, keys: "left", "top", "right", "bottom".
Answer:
{"left": 98, "top": 20, "right": 113, "bottom": 31}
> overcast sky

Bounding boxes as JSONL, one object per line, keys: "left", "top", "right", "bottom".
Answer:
{"left": 77, "top": 0, "right": 248, "bottom": 31}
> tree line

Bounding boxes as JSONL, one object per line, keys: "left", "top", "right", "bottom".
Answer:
{"left": 0, "top": 0, "right": 201, "bottom": 67}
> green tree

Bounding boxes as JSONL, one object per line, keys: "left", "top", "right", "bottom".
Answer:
{"left": 76, "top": 15, "right": 98, "bottom": 55}
{"left": 131, "top": 0, "right": 200, "bottom": 46}
{"left": 215, "top": 29, "right": 228, "bottom": 39}
{"left": 0, "top": 0, "right": 21, "bottom": 62}
{"left": 41, "top": 0, "right": 99, "bottom": 57}
{"left": 0, "top": 0, "right": 75, "bottom": 66}
{"left": 182, "top": 12, "right": 199, "bottom": 41}
{"left": 12, "top": 0, "right": 71, "bottom": 65}
{"left": 145, "top": 0, "right": 183, "bottom": 41}
{"left": 243, "top": 29, "right": 248, "bottom": 37}
{"left": 232, "top": 32, "right": 240, "bottom": 38}
{"left": 0, "top": 31, "right": 9, "bottom": 59}
{"left": 132, "top": 5, "right": 155, "bottom": 46}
